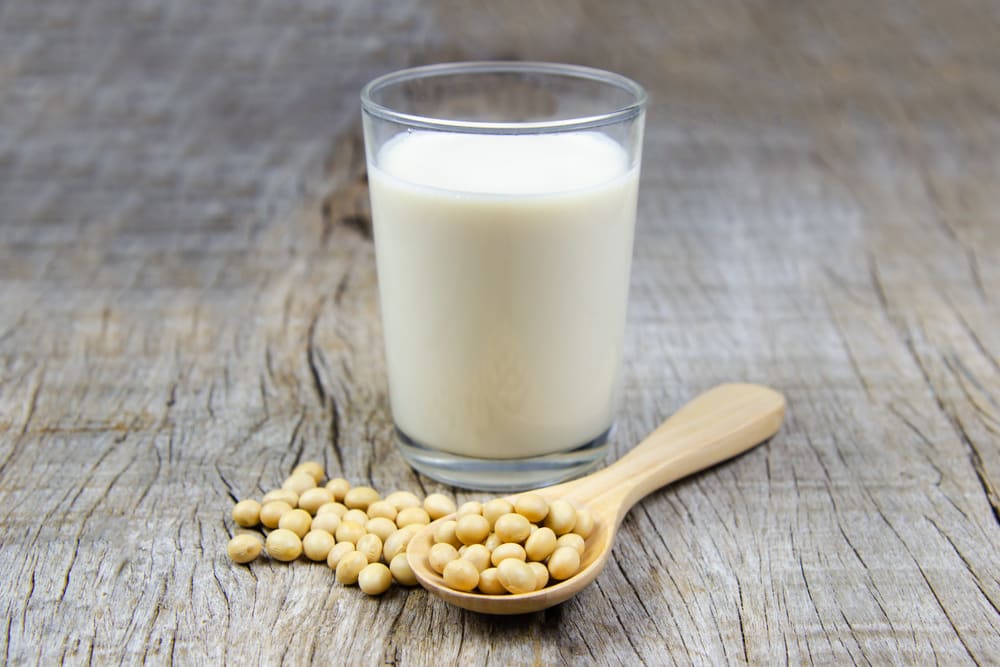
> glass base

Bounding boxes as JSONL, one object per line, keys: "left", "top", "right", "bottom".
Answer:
{"left": 395, "top": 425, "right": 612, "bottom": 492}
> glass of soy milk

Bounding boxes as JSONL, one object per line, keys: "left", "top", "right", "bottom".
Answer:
{"left": 361, "top": 62, "right": 645, "bottom": 491}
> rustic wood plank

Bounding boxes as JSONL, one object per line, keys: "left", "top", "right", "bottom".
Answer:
{"left": 0, "top": 0, "right": 998, "bottom": 664}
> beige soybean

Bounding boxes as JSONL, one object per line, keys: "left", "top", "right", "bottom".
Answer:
{"left": 326, "top": 541, "right": 355, "bottom": 569}
{"left": 265, "top": 528, "right": 303, "bottom": 562}
{"left": 302, "top": 530, "right": 336, "bottom": 561}
{"left": 556, "top": 533, "right": 586, "bottom": 557}
{"left": 433, "top": 520, "right": 461, "bottom": 548}
{"left": 496, "top": 558, "right": 535, "bottom": 594}
{"left": 514, "top": 493, "right": 549, "bottom": 523}
{"left": 325, "top": 478, "right": 351, "bottom": 501}
{"left": 456, "top": 501, "right": 483, "bottom": 518}
{"left": 442, "top": 558, "right": 479, "bottom": 592}
{"left": 316, "top": 501, "right": 348, "bottom": 517}
{"left": 385, "top": 491, "right": 421, "bottom": 511}
{"left": 291, "top": 461, "right": 324, "bottom": 483}
{"left": 490, "top": 542, "right": 527, "bottom": 566}
{"left": 461, "top": 544, "right": 491, "bottom": 572}
{"left": 356, "top": 533, "right": 383, "bottom": 564}
{"left": 278, "top": 508, "right": 312, "bottom": 538}
{"left": 334, "top": 520, "right": 366, "bottom": 544}
{"left": 483, "top": 499, "right": 513, "bottom": 528}
{"left": 429, "top": 542, "right": 460, "bottom": 574}
{"left": 343, "top": 486, "right": 380, "bottom": 510}
{"left": 297, "top": 487, "right": 334, "bottom": 514}
{"left": 524, "top": 526, "right": 557, "bottom": 562}
{"left": 366, "top": 500, "right": 398, "bottom": 521}
{"left": 547, "top": 546, "right": 580, "bottom": 580}
{"left": 365, "top": 517, "right": 398, "bottom": 543}
{"left": 232, "top": 499, "right": 261, "bottom": 527}
{"left": 484, "top": 533, "right": 502, "bottom": 552}
{"left": 423, "top": 493, "right": 456, "bottom": 520}
{"left": 335, "top": 550, "right": 368, "bottom": 585}
{"left": 342, "top": 509, "right": 369, "bottom": 526}
{"left": 389, "top": 552, "right": 418, "bottom": 586}
{"left": 282, "top": 472, "right": 318, "bottom": 496}
{"left": 528, "top": 561, "right": 549, "bottom": 591}
{"left": 383, "top": 526, "right": 419, "bottom": 562}
{"left": 227, "top": 534, "right": 262, "bottom": 564}
{"left": 477, "top": 567, "right": 507, "bottom": 595}
{"left": 259, "top": 500, "right": 293, "bottom": 529}
{"left": 358, "top": 562, "right": 393, "bottom": 595}
{"left": 544, "top": 499, "right": 577, "bottom": 535}
{"left": 455, "top": 514, "right": 490, "bottom": 545}
{"left": 311, "top": 512, "right": 341, "bottom": 535}
{"left": 262, "top": 489, "right": 298, "bottom": 507}
{"left": 573, "top": 508, "right": 595, "bottom": 539}
{"left": 493, "top": 513, "right": 531, "bottom": 544}
{"left": 395, "top": 507, "right": 430, "bottom": 528}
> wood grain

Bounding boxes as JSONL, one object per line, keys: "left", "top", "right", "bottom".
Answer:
{"left": 0, "top": 0, "right": 998, "bottom": 664}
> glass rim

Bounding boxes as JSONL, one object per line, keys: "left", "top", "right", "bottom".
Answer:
{"left": 360, "top": 61, "right": 647, "bottom": 133}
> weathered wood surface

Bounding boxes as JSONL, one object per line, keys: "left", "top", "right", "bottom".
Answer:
{"left": 1, "top": 0, "right": 998, "bottom": 664}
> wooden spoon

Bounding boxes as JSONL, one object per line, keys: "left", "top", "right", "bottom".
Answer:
{"left": 406, "top": 383, "right": 786, "bottom": 614}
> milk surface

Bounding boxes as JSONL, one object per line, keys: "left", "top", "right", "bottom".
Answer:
{"left": 369, "top": 131, "right": 638, "bottom": 459}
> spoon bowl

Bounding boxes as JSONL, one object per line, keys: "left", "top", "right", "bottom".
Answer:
{"left": 406, "top": 383, "right": 786, "bottom": 614}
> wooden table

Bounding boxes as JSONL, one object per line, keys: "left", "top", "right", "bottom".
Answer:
{"left": 1, "top": 1, "right": 998, "bottom": 664}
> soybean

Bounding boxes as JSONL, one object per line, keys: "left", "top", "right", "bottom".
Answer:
{"left": 513, "top": 493, "right": 549, "bottom": 523}
{"left": 390, "top": 552, "right": 418, "bottom": 586}
{"left": 326, "top": 541, "right": 355, "bottom": 569}
{"left": 496, "top": 558, "right": 535, "bottom": 594}
{"left": 265, "top": 528, "right": 303, "bottom": 562}
{"left": 278, "top": 508, "right": 312, "bottom": 538}
{"left": 343, "top": 486, "right": 380, "bottom": 510}
{"left": 342, "top": 509, "right": 370, "bottom": 526}
{"left": 455, "top": 514, "right": 490, "bottom": 545}
{"left": 232, "top": 499, "right": 261, "bottom": 528}
{"left": 297, "top": 487, "right": 334, "bottom": 514}
{"left": 477, "top": 567, "right": 507, "bottom": 595}
{"left": 334, "top": 520, "right": 366, "bottom": 545}
{"left": 483, "top": 499, "right": 513, "bottom": 528}
{"left": 335, "top": 550, "right": 368, "bottom": 585}
{"left": 358, "top": 562, "right": 393, "bottom": 595}
{"left": 429, "top": 542, "right": 460, "bottom": 574}
{"left": 433, "top": 520, "right": 461, "bottom": 548}
{"left": 490, "top": 542, "right": 527, "bottom": 566}
{"left": 547, "top": 546, "right": 580, "bottom": 580}
{"left": 395, "top": 507, "right": 430, "bottom": 529}
{"left": 493, "top": 513, "right": 531, "bottom": 544}
{"left": 302, "top": 530, "right": 336, "bottom": 561}
{"left": 544, "top": 500, "right": 577, "bottom": 535}
{"left": 556, "top": 533, "right": 586, "bottom": 557}
{"left": 325, "top": 478, "right": 351, "bottom": 501}
{"left": 262, "top": 489, "right": 299, "bottom": 507}
{"left": 282, "top": 472, "right": 317, "bottom": 496}
{"left": 366, "top": 500, "right": 398, "bottom": 521}
{"left": 528, "top": 561, "right": 549, "bottom": 591}
{"left": 227, "top": 534, "right": 262, "bottom": 564}
{"left": 310, "top": 512, "right": 341, "bottom": 535}
{"left": 365, "top": 517, "right": 398, "bottom": 543}
{"left": 524, "top": 526, "right": 557, "bottom": 562}
{"left": 442, "top": 558, "right": 479, "bottom": 592}
{"left": 356, "top": 533, "right": 383, "bottom": 564}
{"left": 384, "top": 491, "right": 421, "bottom": 511}
{"left": 259, "top": 500, "right": 293, "bottom": 529}
{"left": 423, "top": 493, "right": 457, "bottom": 520}
{"left": 461, "top": 544, "right": 492, "bottom": 572}
{"left": 291, "top": 461, "right": 324, "bottom": 483}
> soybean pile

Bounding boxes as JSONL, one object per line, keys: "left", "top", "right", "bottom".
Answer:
{"left": 226, "top": 461, "right": 592, "bottom": 597}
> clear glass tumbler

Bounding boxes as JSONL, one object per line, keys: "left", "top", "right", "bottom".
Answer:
{"left": 361, "top": 62, "right": 645, "bottom": 491}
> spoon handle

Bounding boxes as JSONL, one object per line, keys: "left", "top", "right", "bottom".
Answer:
{"left": 563, "top": 383, "right": 785, "bottom": 520}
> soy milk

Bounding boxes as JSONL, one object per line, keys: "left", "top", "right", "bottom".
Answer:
{"left": 369, "top": 131, "right": 638, "bottom": 459}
